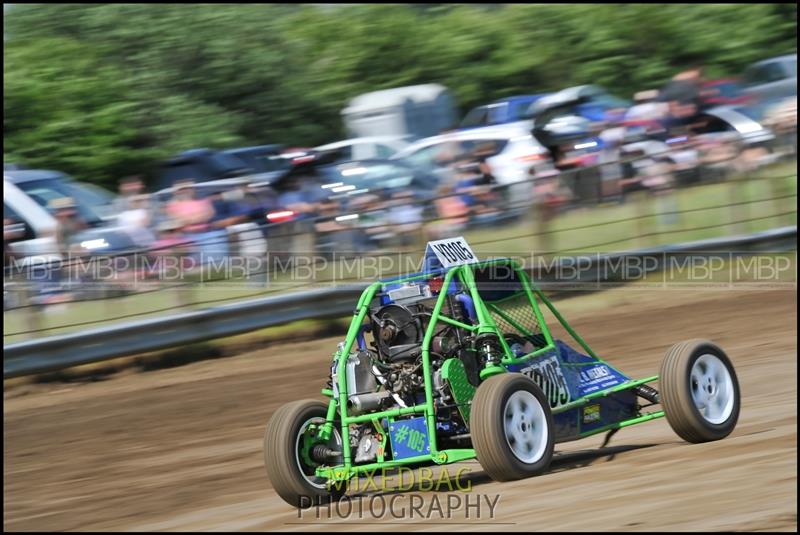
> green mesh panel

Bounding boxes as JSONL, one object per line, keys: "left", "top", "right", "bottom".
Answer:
{"left": 485, "top": 291, "right": 543, "bottom": 338}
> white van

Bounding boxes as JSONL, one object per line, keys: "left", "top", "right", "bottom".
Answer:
{"left": 342, "top": 84, "right": 457, "bottom": 141}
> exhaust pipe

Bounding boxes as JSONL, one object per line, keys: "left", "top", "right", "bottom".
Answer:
{"left": 347, "top": 391, "right": 392, "bottom": 414}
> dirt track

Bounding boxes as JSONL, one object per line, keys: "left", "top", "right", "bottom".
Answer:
{"left": 4, "top": 287, "right": 797, "bottom": 531}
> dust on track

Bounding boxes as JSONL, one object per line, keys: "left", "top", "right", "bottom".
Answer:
{"left": 4, "top": 288, "right": 797, "bottom": 531}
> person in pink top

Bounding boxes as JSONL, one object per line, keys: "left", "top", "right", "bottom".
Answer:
{"left": 429, "top": 183, "right": 470, "bottom": 239}
{"left": 165, "top": 180, "right": 215, "bottom": 233}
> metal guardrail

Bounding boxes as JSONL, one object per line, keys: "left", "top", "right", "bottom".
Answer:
{"left": 3, "top": 226, "right": 796, "bottom": 378}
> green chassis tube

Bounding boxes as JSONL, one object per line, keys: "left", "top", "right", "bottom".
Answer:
{"left": 315, "top": 258, "right": 664, "bottom": 481}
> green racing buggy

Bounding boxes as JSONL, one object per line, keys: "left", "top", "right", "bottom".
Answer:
{"left": 263, "top": 238, "right": 741, "bottom": 507}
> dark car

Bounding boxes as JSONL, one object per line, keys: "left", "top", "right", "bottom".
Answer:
{"left": 222, "top": 145, "right": 290, "bottom": 176}
{"left": 306, "top": 158, "right": 442, "bottom": 252}
{"left": 322, "top": 159, "right": 440, "bottom": 204}
{"left": 459, "top": 95, "right": 550, "bottom": 130}
{"left": 527, "top": 85, "right": 630, "bottom": 122}
{"left": 527, "top": 85, "right": 629, "bottom": 148}
{"left": 263, "top": 155, "right": 440, "bottom": 222}
{"left": 155, "top": 149, "right": 255, "bottom": 191}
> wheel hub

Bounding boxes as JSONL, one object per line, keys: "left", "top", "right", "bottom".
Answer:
{"left": 503, "top": 390, "right": 548, "bottom": 464}
{"left": 690, "top": 354, "right": 735, "bottom": 425}
{"left": 296, "top": 418, "right": 342, "bottom": 489}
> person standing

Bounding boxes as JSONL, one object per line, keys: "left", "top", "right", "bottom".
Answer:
{"left": 658, "top": 66, "right": 705, "bottom": 134}
{"left": 118, "top": 193, "right": 156, "bottom": 248}
{"left": 47, "top": 197, "right": 87, "bottom": 303}
{"left": 50, "top": 197, "right": 87, "bottom": 254}
{"left": 114, "top": 176, "right": 146, "bottom": 213}
{"left": 597, "top": 108, "right": 628, "bottom": 203}
{"left": 165, "top": 180, "right": 218, "bottom": 267}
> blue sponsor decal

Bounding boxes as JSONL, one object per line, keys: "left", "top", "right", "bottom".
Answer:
{"left": 389, "top": 416, "right": 430, "bottom": 460}
{"left": 507, "top": 340, "right": 629, "bottom": 406}
{"left": 512, "top": 354, "right": 572, "bottom": 409}
{"left": 575, "top": 362, "right": 627, "bottom": 397}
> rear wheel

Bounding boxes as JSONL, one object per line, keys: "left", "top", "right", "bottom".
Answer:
{"left": 660, "top": 339, "right": 740, "bottom": 443}
{"left": 263, "top": 399, "right": 344, "bottom": 507}
{"left": 470, "top": 373, "right": 554, "bottom": 482}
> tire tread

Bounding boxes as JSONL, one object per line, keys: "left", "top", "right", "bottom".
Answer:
{"left": 263, "top": 399, "right": 341, "bottom": 507}
{"left": 470, "top": 373, "right": 554, "bottom": 482}
{"left": 660, "top": 339, "right": 740, "bottom": 443}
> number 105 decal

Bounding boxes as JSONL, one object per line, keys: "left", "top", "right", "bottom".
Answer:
{"left": 520, "top": 355, "right": 570, "bottom": 408}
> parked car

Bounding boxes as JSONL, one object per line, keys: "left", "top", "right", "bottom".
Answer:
{"left": 3, "top": 162, "right": 27, "bottom": 171}
{"left": 222, "top": 145, "right": 289, "bottom": 177}
{"left": 617, "top": 105, "right": 777, "bottom": 190}
{"left": 4, "top": 170, "right": 135, "bottom": 253}
{"left": 528, "top": 85, "right": 631, "bottom": 122}
{"left": 322, "top": 158, "right": 440, "bottom": 202}
{"left": 524, "top": 85, "right": 631, "bottom": 174}
{"left": 314, "top": 136, "right": 411, "bottom": 162}
{"left": 289, "top": 153, "right": 435, "bottom": 202}
{"left": 6, "top": 171, "right": 113, "bottom": 231}
{"left": 692, "top": 105, "right": 776, "bottom": 147}
{"left": 459, "top": 95, "right": 550, "bottom": 130}
{"left": 312, "top": 158, "right": 443, "bottom": 251}
{"left": 4, "top": 170, "right": 141, "bottom": 306}
{"left": 700, "top": 78, "right": 753, "bottom": 108}
{"left": 392, "top": 126, "right": 554, "bottom": 186}
{"left": 267, "top": 156, "right": 441, "bottom": 218}
{"left": 215, "top": 153, "right": 334, "bottom": 253}
{"left": 4, "top": 176, "right": 60, "bottom": 266}
{"left": 528, "top": 85, "right": 629, "bottom": 141}
{"left": 70, "top": 181, "right": 117, "bottom": 222}
{"left": 742, "top": 54, "right": 797, "bottom": 108}
{"left": 155, "top": 148, "right": 255, "bottom": 191}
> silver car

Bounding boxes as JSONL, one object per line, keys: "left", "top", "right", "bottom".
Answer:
{"left": 742, "top": 54, "right": 797, "bottom": 106}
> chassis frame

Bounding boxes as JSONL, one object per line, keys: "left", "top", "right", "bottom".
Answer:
{"left": 313, "top": 257, "right": 665, "bottom": 482}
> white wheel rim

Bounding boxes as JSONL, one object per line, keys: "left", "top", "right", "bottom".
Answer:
{"left": 690, "top": 354, "right": 735, "bottom": 425}
{"left": 295, "top": 417, "right": 342, "bottom": 489}
{"left": 503, "top": 390, "right": 549, "bottom": 464}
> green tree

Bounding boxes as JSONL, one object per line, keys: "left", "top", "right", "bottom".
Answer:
{"left": 3, "top": 4, "right": 796, "bottom": 188}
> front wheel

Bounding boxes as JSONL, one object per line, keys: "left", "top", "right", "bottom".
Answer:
{"left": 263, "top": 399, "right": 344, "bottom": 507}
{"left": 470, "top": 373, "right": 555, "bottom": 482}
{"left": 660, "top": 339, "right": 740, "bottom": 443}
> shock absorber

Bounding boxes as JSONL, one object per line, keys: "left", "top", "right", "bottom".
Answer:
{"left": 635, "top": 384, "right": 660, "bottom": 404}
{"left": 475, "top": 333, "right": 504, "bottom": 368}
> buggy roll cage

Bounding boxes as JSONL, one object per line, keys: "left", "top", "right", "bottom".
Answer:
{"left": 314, "top": 257, "right": 662, "bottom": 481}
